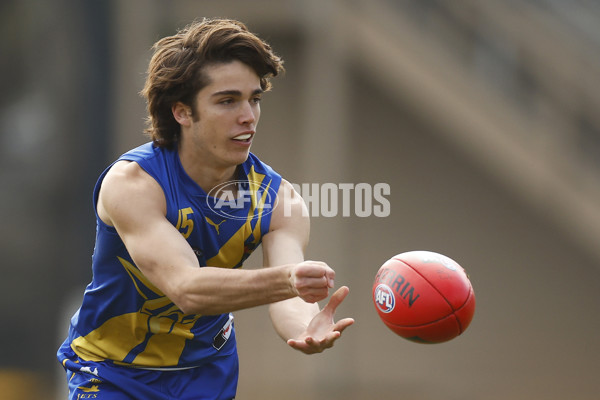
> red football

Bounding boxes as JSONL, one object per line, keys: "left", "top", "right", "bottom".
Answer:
{"left": 372, "top": 251, "right": 475, "bottom": 343}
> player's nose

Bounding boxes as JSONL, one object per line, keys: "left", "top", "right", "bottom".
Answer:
{"left": 238, "top": 101, "right": 258, "bottom": 125}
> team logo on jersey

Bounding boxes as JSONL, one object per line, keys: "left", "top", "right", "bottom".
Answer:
{"left": 206, "top": 178, "right": 278, "bottom": 221}
{"left": 374, "top": 284, "right": 395, "bottom": 313}
{"left": 77, "top": 385, "right": 100, "bottom": 393}
{"left": 77, "top": 380, "right": 101, "bottom": 399}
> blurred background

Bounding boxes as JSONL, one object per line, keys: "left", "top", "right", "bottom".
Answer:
{"left": 1, "top": 0, "right": 599, "bottom": 399}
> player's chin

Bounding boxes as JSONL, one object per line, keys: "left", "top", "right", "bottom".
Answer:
{"left": 228, "top": 144, "right": 252, "bottom": 161}
{"left": 228, "top": 154, "right": 250, "bottom": 167}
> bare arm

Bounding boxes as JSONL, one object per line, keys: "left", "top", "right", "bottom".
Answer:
{"left": 264, "top": 180, "right": 354, "bottom": 353}
{"left": 264, "top": 181, "right": 320, "bottom": 340}
{"left": 97, "top": 161, "right": 331, "bottom": 315}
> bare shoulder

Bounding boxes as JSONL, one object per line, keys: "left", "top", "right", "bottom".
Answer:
{"left": 98, "top": 160, "right": 165, "bottom": 227}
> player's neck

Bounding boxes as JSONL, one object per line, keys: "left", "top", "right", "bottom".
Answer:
{"left": 178, "top": 146, "right": 238, "bottom": 194}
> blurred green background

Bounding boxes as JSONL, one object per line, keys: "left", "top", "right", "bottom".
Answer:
{"left": 1, "top": 0, "right": 599, "bottom": 399}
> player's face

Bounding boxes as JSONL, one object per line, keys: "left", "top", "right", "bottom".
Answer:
{"left": 187, "top": 60, "right": 263, "bottom": 169}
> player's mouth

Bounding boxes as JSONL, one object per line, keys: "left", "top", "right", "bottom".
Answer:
{"left": 231, "top": 132, "right": 254, "bottom": 144}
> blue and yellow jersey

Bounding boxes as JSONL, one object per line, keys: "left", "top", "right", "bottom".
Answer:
{"left": 58, "top": 142, "right": 281, "bottom": 369}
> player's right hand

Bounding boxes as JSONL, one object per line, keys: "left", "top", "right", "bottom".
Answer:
{"left": 289, "top": 261, "right": 335, "bottom": 303}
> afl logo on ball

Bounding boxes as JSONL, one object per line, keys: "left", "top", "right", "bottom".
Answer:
{"left": 374, "top": 284, "right": 395, "bottom": 313}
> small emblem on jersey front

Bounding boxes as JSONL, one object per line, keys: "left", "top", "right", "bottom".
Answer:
{"left": 205, "top": 217, "right": 226, "bottom": 234}
{"left": 213, "top": 314, "right": 234, "bottom": 350}
{"left": 77, "top": 384, "right": 100, "bottom": 393}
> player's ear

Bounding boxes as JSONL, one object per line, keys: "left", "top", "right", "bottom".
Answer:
{"left": 172, "top": 102, "right": 193, "bottom": 126}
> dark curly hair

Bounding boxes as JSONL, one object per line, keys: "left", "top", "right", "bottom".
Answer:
{"left": 140, "top": 18, "right": 284, "bottom": 148}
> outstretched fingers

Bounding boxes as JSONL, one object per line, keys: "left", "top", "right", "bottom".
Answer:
{"left": 286, "top": 286, "right": 355, "bottom": 354}
{"left": 287, "top": 331, "right": 342, "bottom": 354}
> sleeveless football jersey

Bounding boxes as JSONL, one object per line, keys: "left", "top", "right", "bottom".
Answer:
{"left": 58, "top": 142, "right": 282, "bottom": 369}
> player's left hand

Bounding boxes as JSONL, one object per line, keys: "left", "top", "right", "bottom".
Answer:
{"left": 287, "top": 286, "right": 355, "bottom": 354}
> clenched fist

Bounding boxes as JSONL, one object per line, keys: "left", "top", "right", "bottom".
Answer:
{"left": 289, "top": 261, "right": 335, "bottom": 303}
